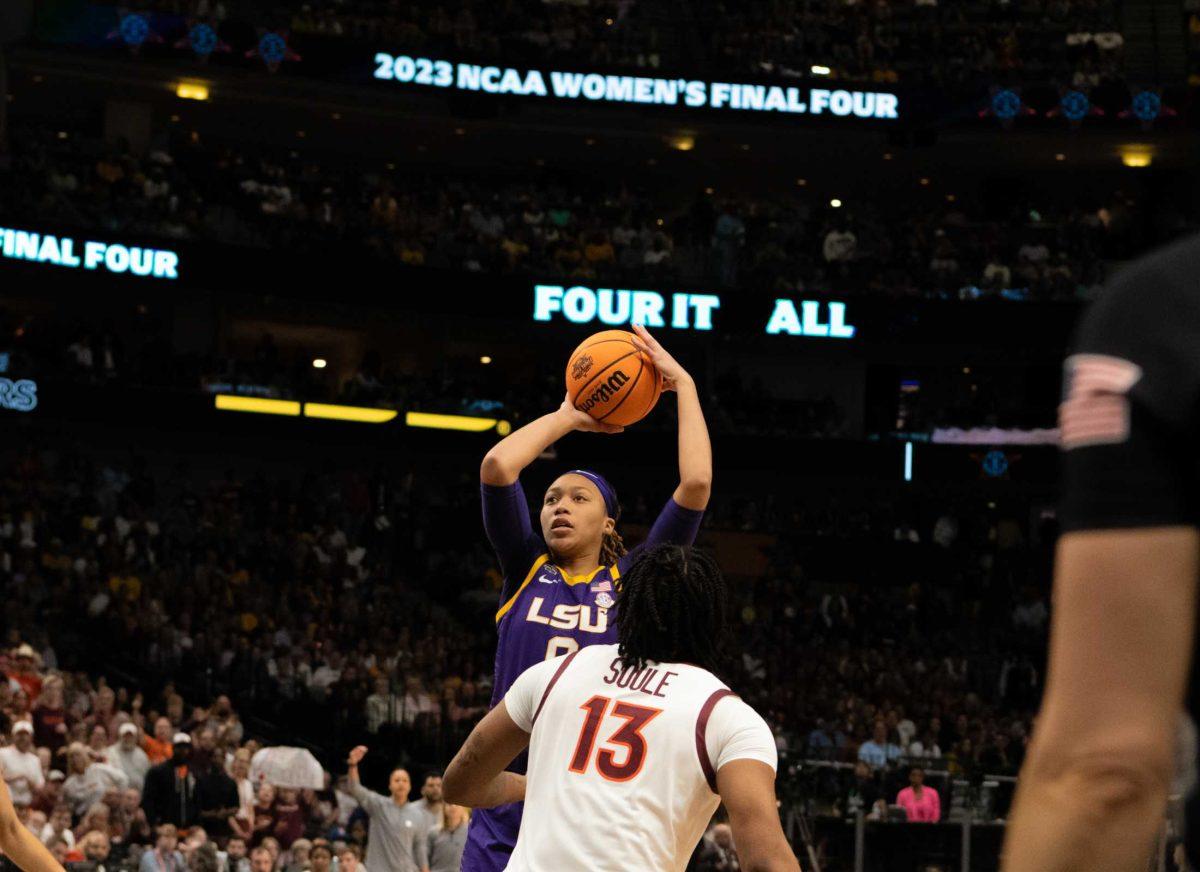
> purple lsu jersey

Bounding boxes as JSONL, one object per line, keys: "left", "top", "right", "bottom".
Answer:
{"left": 462, "top": 480, "right": 703, "bottom": 872}
{"left": 489, "top": 554, "right": 621, "bottom": 710}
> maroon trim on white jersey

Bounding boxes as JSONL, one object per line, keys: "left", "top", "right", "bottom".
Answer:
{"left": 695, "top": 688, "right": 736, "bottom": 792}
{"left": 531, "top": 650, "right": 580, "bottom": 727}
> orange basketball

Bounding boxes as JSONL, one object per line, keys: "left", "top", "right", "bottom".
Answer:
{"left": 565, "top": 330, "right": 663, "bottom": 427}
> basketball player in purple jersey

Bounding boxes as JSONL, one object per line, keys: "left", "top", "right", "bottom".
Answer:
{"left": 461, "top": 324, "right": 712, "bottom": 872}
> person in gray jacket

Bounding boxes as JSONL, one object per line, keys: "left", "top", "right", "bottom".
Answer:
{"left": 345, "top": 745, "right": 429, "bottom": 872}
{"left": 427, "top": 804, "right": 468, "bottom": 872}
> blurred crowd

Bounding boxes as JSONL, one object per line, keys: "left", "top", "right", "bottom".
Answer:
{"left": 4, "top": 121, "right": 1185, "bottom": 305}
{"left": 108, "top": 0, "right": 1121, "bottom": 89}
{"left": 0, "top": 426, "right": 1052, "bottom": 865}
{"left": 0, "top": 658, "right": 464, "bottom": 871}
{"left": 698, "top": 0, "right": 1123, "bottom": 87}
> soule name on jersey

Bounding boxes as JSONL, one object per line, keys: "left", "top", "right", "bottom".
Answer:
{"left": 602, "top": 658, "right": 679, "bottom": 699}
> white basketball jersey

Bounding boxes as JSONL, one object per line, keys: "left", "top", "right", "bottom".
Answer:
{"left": 503, "top": 643, "right": 776, "bottom": 872}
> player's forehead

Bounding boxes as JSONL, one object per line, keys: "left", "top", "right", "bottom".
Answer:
{"left": 546, "top": 473, "right": 600, "bottom": 497}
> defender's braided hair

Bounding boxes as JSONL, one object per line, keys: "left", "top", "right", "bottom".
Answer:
{"left": 616, "top": 544, "right": 731, "bottom": 674}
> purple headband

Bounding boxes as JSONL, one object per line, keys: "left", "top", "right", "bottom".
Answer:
{"left": 566, "top": 469, "right": 620, "bottom": 520}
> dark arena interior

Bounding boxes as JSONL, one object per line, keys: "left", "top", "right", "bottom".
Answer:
{"left": 1, "top": 1, "right": 1199, "bottom": 870}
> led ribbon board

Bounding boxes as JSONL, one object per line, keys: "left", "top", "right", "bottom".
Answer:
{"left": 532, "top": 284, "right": 856, "bottom": 339}
{"left": 372, "top": 54, "right": 900, "bottom": 121}
{"left": 0, "top": 228, "right": 179, "bottom": 280}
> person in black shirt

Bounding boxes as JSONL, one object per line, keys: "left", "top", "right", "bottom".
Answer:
{"left": 1003, "top": 233, "right": 1200, "bottom": 871}
{"left": 196, "top": 762, "right": 240, "bottom": 841}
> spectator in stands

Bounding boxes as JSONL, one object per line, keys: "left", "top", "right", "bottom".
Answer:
{"left": 106, "top": 723, "right": 151, "bottom": 790}
{"left": 308, "top": 843, "right": 333, "bottom": 872}
{"left": 31, "top": 678, "right": 69, "bottom": 754}
{"left": 857, "top": 721, "right": 902, "bottom": 770}
{"left": 47, "top": 834, "right": 71, "bottom": 865}
{"left": 113, "top": 786, "right": 152, "bottom": 846}
{"left": 142, "top": 718, "right": 174, "bottom": 766}
{"left": 410, "top": 773, "right": 443, "bottom": 833}
{"left": 345, "top": 746, "right": 429, "bottom": 872}
{"left": 74, "top": 802, "right": 112, "bottom": 843}
{"left": 141, "top": 734, "right": 199, "bottom": 829}
{"left": 32, "top": 771, "right": 65, "bottom": 817}
{"left": 907, "top": 728, "right": 943, "bottom": 760}
{"left": 842, "top": 761, "right": 885, "bottom": 819}
{"left": 285, "top": 837, "right": 312, "bottom": 871}
{"left": 249, "top": 846, "right": 273, "bottom": 872}
{"left": 250, "top": 783, "right": 276, "bottom": 847}
{"left": 78, "top": 828, "right": 112, "bottom": 867}
{"left": 39, "top": 803, "right": 74, "bottom": 849}
{"left": 225, "top": 835, "right": 250, "bottom": 872}
{"left": 62, "top": 743, "right": 128, "bottom": 817}
{"left": 9, "top": 645, "right": 43, "bottom": 701}
{"left": 0, "top": 721, "right": 45, "bottom": 807}
{"left": 895, "top": 766, "right": 941, "bottom": 823}
{"left": 694, "top": 822, "right": 739, "bottom": 871}
{"left": 337, "top": 844, "right": 362, "bottom": 872}
{"left": 270, "top": 787, "right": 309, "bottom": 849}
{"left": 427, "top": 804, "right": 467, "bottom": 872}
{"left": 86, "top": 725, "right": 110, "bottom": 756}
{"left": 195, "top": 755, "right": 240, "bottom": 842}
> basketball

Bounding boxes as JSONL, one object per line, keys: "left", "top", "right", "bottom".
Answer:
{"left": 565, "top": 330, "right": 663, "bottom": 427}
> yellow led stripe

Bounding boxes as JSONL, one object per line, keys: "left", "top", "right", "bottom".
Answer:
{"left": 304, "top": 403, "right": 398, "bottom": 423}
{"left": 405, "top": 411, "right": 499, "bottom": 432}
{"left": 214, "top": 394, "right": 301, "bottom": 416}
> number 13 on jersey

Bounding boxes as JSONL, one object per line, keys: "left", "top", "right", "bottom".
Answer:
{"left": 568, "top": 695, "right": 662, "bottom": 782}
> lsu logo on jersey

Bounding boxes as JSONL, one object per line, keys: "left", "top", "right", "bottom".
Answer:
{"left": 525, "top": 596, "right": 609, "bottom": 633}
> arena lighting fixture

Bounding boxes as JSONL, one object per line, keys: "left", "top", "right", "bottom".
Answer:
{"left": 810, "top": 65, "right": 832, "bottom": 76}
{"left": 175, "top": 82, "right": 209, "bottom": 101}
{"left": 312, "top": 358, "right": 327, "bottom": 369}
{"left": 1120, "top": 145, "right": 1153, "bottom": 168}
{"left": 304, "top": 403, "right": 397, "bottom": 423}
{"left": 669, "top": 135, "right": 695, "bottom": 152}
{"left": 214, "top": 395, "right": 300, "bottom": 416}
{"left": 406, "top": 411, "right": 510, "bottom": 434}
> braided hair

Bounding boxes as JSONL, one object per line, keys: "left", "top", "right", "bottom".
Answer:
{"left": 600, "top": 528, "right": 628, "bottom": 567}
{"left": 616, "top": 544, "right": 731, "bottom": 674}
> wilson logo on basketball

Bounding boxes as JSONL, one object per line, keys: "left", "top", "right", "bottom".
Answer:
{"left": 577, "top": 370, "right": 630, "bottom": 413}
{"left": 571, "top": 354, "right": 594, "bottom": 381}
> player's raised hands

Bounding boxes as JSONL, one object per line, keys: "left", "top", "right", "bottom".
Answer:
{"left": 557, "top": 392, "right": 625, "bottom": 434}
{"left": 347, "top": 745, "right": 369, "bottom": 767}
{"left": 629, "top": 323, "right": 692, "bottom": 393}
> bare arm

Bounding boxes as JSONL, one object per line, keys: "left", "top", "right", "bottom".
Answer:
{"left": 631, "top": 324, "right": 712, "bottom": 510}
{"left": 443, "top": 702, "right": 530, "bottom": 809}
{"left": 0, "top": 778, "right": 66, "bottom": 872}
{"left": 481, "top": 402, "right": 621, "bottom": 487}
{"left": 1002, "top": 528, "right": 1198, "bottom": 872}
{"left": 718, "top": 759, "right": 800, "bottom": 872}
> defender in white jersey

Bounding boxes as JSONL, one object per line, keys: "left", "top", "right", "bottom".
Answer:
{"left": 444, "top": 545, "right": 800, "bottom": 872}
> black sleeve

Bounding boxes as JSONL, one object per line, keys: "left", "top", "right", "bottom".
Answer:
{"left": 1059, "top": 239, "right": 1200, "bottom": 531}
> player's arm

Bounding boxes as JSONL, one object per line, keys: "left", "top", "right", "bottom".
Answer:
{"left": 718, "top": 760, "right": 801, "bottom": 872}
{"left": 0, "top": 777, "right": 67, "bottom": 872}
{"left": 480, "top": 398, "right": 622, "bottom": 487}
{"left": 631, "top": 323, "right": 712, "bottom": 510}
{"left": 1002, "top": 528, "right": 1197, "bottom": 872}
{"left": 442, "top": 701, "right": 529, "bottom": 809}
